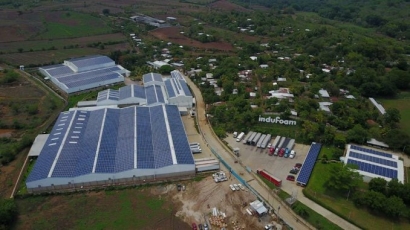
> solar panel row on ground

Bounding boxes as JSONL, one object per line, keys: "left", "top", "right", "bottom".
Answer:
{"left": 296, "top": 143, "right": 322, "bottom": 185}
{"left": 350, "top": 145, "right": 392, "bottom": 158}
{"left": 347, "top": 159, "right": 398, "bottom": 178}
{"left": 349, "top": 151, "right": 397, "bottom": 167}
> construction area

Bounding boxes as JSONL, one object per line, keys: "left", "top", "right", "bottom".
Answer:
{"left": 173, "top": 175, "right": 284, "bottom": 230}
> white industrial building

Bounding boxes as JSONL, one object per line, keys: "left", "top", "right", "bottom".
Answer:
{"left": 26, "top": 104, "right": 195, "bottom": 193}
{"left": 39, "top": 55, "right": 130, "bottom": 94}
{"left": 77, "top": 71, "right": 193, "bottom": 109}
{"left": 343, "top": 144, "right": 404, "bottom": 183}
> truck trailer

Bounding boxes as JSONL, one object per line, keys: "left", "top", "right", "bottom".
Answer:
{"left": 251, "top": 133, "right": 262, "bottom": 146}
{"left": 236, "top": 132, "right": 245, "bottom": 142}
{"left": 286, "top": 139, "right": 295, "bottom": 150}
{"left": 256, "top": 169, "right": 282, "bottom": 187}
{"left": 246, "top": 132, "right": 257, "bottom": 145}
{"left": 261, "top": 134, "right": 271, "bottom": 149}
{"left": 256, "top": 134, "right": 267, "bottom": 148}
{"left": 243, "top": 131, "right": 253, "bottom": 144}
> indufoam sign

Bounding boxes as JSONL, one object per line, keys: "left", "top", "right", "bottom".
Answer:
{"left": 258, "top": 116, "right": 297, "bottom": 125}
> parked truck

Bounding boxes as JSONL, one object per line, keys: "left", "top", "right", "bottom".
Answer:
{"left": 286, "top": 139, "right": 295, "bottom": 150}
{"left": 236, "top": 132, "right": 245, "bottom": 142}
{"left": 269, "top": 136, "right": 281, "bottom": 155}
{"left": 256, "top": 169, "right": 282, "bottom": 187}
{"left": 256, "top": 134, "right": 267, "bottom": 148}
{"left": 261, "top": 134, "right": 271, "bottom": 149}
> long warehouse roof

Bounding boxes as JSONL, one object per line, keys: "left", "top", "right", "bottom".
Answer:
{"left": 27, "top": 104, "right": 194, "bottom": 183}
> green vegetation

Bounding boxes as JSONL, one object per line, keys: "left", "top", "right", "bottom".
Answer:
{"left": 0, "top": 198, "right": 17, "bottom": 229}
{"left": 15, "top": 188, "right": 173, "bottom": 230}
{"left": 380, "top": 97, "right": 410, "bottom": 137}
{"left": 37, "top": 12, "right": 113, "bottom": 39}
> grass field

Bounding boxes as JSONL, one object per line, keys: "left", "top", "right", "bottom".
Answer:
{"left": 253, "top": 123, "right": 303, "bottom": 142}
{"left": 14, "top": 188, "right": 190, "bottom": 230}
{"left": 379, "top": 93, "right": 410, "bottom": 137}
{"left": 305, "top": 147, "right": 410, "bottom": 230}
{"left": 36, "top": 12, "right": 113, "bottom": 40}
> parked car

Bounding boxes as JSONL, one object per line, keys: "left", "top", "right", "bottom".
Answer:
{"left": 198, "top": 224, "right": 203, "bottom": 230}
{"left": 265, "top": 223, "right": 273, "bottom": 230}
{"left": 295, "top": 163, "right": 302, "bottom": 169}
{"left": 278, "top": 148, "right": 285, "bottom": 157}
{"left": 233, "top": 184, "right": 240, "bottom": 190}
{"left": 289, "top": 169, "right": 298, "bottom": 174}
{"left": 284, "top": 148, "right": 290, "bottom": 158}
{"left": 192, "top": 223, "right": 198, "bottom": 230}
{"left": 274, "top": 147, "right": 279, "bottom": 156}
{"left": 286, "top": 175, "right": 295, "bottom": 181}
{"left": 267, "top": 143, "right": 272, "bottom": 149}
{"left": 290, "top": 150, "right": 296, "bottom": 159}
{"left": 203, "top": 223, "right": 209, "bottom": 230}
{"left": 229, "top": 184, "right": 236, "bottom": 191}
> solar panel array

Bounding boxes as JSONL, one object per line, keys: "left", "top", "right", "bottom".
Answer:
{"left": 145, "top": 85, "right": 166, "bottom": 105}
{"left": 132, "top": 85, "right": 146, "bottom": 99}
{"left": 179, "top": 80, "right": 192, "bottom": 97}
{"left": 27, "top": 105, "right": 194, "bottom": 182}
{"left": 349, "top": 151, "right": 397, "bottom": 167}
{"left": 143, "top": 73, "right": 163, "bottom": 84}
{"left": 296, "top": 143, "right": 322, "bottom": 185}
{"left": 44, "top": 65, "right": 74, "bottom": 77}
{"left": 119, "top": 86, "right": 132, "bottom": 100}
{"left": 164, "top": 80, "right": 176, "bottom": 98}
{"left": 347, "top": 159, "right": 398, "bottom": 178}
{"left": 350, "top": 145, "right": 392, "bottom": 158}
{"left": 69, "top": 55, "right": 114, "bottom": 69}
{"left": 63, "top": 72, "right": 122, "bottom": 89}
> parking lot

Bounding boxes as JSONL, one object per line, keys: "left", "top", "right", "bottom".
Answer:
{"left": 224, "top": 135, "right": 311, "bottom": 192}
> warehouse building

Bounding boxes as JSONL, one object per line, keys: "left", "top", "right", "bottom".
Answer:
{"left": 26, "top": 104, "right": 195, "bottom": 192}
{"left": 78, "top": 71, "right": 193, "bottom": 109}
{"left": 343, "top": 144, "right": 404, "bottom": 183}
{"left": 39, "top": 55, "right": 130, "bottom": 94}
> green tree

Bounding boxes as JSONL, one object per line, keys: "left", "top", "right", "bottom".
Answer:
{"left": 158, "top": 65, "right": 175, "bottom": 74}
{"left": 0, "top": 198, "right": 17, "bottom": 226}
{"left": 346, "top": 124, "right": 368, "bottom": 144}
{"left": 368, "top": 177, "right": 387, "bottom": 195}
{"left": 363, "top": 190, "right": 386, "bottom": 210}
{"left": 326, "top": 163, "right": 362, "bottom": 193}
{"left": 383, "top": 108, "right": 400, "bottom": 125}
{"left": 383, "top": 196, "right": 406, "bottom": 218}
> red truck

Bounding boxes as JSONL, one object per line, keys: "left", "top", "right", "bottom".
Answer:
{"left": 257, "top": 169, "right": 282, "bottom": 187}
{"left": 268, "top": 147, "right": 275, "bottom": 156}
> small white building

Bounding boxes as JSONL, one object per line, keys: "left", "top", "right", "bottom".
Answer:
{"left": 318, "top": 89, "right": 330, "bottom": 98}
{"left": 319, "top": 102, "right": 333, "bottom": 113}
{"left": 369, "top": 98, "right": 386, "bottom": 115}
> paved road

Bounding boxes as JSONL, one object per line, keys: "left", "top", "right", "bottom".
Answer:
{"left": 184, "top": 75, "right": 361, "bottom": 230}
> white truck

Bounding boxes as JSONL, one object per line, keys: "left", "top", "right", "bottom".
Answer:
{"left": 236, "top": 132, "right": 245, "bottom": 142}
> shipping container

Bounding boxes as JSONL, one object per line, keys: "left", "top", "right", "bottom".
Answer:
{"left": 256, "top": 134, "right": 267, "bottom": 148}
{"left": 261, "top": 134, "right": 272, "bottom": 149}
{"left": 236, "top": 132, "right": 245, "bottom": 142}
{"left": 256, "top": 169, "right": 282, "bottom": 187}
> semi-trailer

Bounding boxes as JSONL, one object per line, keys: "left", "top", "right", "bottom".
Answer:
{"left": 261, "top": 134, "right": 272, "bottom": 149}
{"left": 236, "top": 132, "right": 245, "bottom": 142}
{"left": 246, "top": 132, "right": 257, "bottom": 145}
{"left": 272, "top": 136, "right": 281, "bottom": 149}
{"left": 286, "top": 139, "right": 295, "bottom": 150}
{"left": 256, "top": 134, "right": 267, "bottom": 148}
{"left": 243, "top": 131, "right": 253, "bottom": 144}
{"left": 256, "top": 169, "right": 282, "bottom": 187}
{"left": 251, "top": 133, "right": 262, "bottom": 146}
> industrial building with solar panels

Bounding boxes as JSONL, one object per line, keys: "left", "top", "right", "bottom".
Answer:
{"left": 39, "top": 55, "right": 130, "bottom": 94}
{"left": 343, "top": 144, "right": 404, "bottom": 183}
{"left": 26, "top": 69, "right": 197, "bottom": 193}
{"left": 26, "top": 105, "right": 196, "bottom": 193}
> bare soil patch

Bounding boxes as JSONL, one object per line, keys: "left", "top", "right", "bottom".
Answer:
{"left": 150, "top": 27, "right": 234, "bottom": 51}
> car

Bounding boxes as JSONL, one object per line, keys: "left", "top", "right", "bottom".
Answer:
{"left": 284, "top": 148, "right": 290, "bottom": 158}
{"left": 286, "top": 175, "right": 295, "bottom": 181}
{"left": 278, "top": 148, "right": 285, "bottom": 157}
{"left": 265, "top": 224, "right": 273, "bottom": 230}
{"left": 198, "top": 224, "right": 203, "bottom": 230}
{"left": 267, "top": 143, "right": 272, "bottom": 148}
{"left": 274, "top": 147, "right": 279, "bottom": 155}
{"left": 203, "top": 223, "right": 209, "bottom": 230}
{"left": 229, "top": 184, "right": 236, "bottom": 191}
{"left": 295, "top": 163, "right": 302, "bottom": 169}
{"left": 233, "top": 184, "right": 240, "bottom": 190}
{"left": 290, "top": 150, "right": 296, "bottom": 158}
{"left": 238, "top": 184, "right": 245, "bottom": 190}
{"left": 289, "top": 169, "right": 298, "bottom": 174}
{"left": 177, "top": 184, "right": 182, "bottom": 191}
{"left": 192, "top": 223, "right": 198, "bottom": 230}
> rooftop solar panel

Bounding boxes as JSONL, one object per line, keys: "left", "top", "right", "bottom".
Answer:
{"left": 46, "top": 66, "right": 74, "bottom": 77}
{"left": 143, "top": 73, "right": 163, "bottom": 84}
{"left": 350, "top": 145, "right": 392, "bottom": 158}
{"left": 349, "top": 151, "right": 397, "bottom": 167}
{"left": 165, "top": 105, "right": 194, "bottom": 164}
{"left": 145, "top": 86, "right": 157, "bottom": 105}
{"left": 165, "top": 80, "right": 176, "bottom": 98}
{"left": 69, "top": 55, "right": 114, "bottom": 69}
{"left": 347, "top": 159, "right": 398, "bottom": 179}
{"left": 179, "top": 80, "right": 192, "bottom": 97}
{"left": 150, "top": 106, "right": 173, "bottom": 168}
{"left": 155, "top": 85, "right": 165, "bottom": 103}
{"left": 136, "top": 107, "right": 155, "bottom": 168}
{"left": 115, "top": 107, "right": 135, "bottom": 171}
{"left": 132, "top": 85, "right": 146, "bottom": 99}
{"left": 296, "top": 143, "right": 322, "bottom": 185}
{"left": 119, "top": 86, "right": 132, "bottom": 100}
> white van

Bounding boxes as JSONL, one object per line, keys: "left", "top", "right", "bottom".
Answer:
{"left": 233, "top": 132, "right": 238, "bottom": 138}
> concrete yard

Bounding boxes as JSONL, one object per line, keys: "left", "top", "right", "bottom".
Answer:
{"left": 224, "top": 135, "right": 311, "bottom": 193}
{"left": 181, "top": 115, "right": 213, "bottom": 159}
